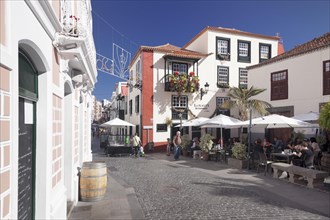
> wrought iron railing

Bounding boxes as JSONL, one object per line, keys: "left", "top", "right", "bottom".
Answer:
{"left": 60, "top": 0, "right": 96, "bottom": 68}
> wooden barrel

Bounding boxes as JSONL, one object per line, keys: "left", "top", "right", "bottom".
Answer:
{"left": 321, "top": 153, "right": 330, "bottom": 173}
{"left": 80, "top": 162, "right": 107, "bottom": 202}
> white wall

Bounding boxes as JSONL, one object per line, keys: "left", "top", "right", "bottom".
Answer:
{"left": 3, "top": 1, "right": 95, "bottom": 219}
{"left": 248, "top": 46, "right": 330, "bottom": 138}
{"left": 248, "top": 47, "right": 330, "bottom": 112}
{"left": 186, "top": 30, "right": 279, "bottom": 95}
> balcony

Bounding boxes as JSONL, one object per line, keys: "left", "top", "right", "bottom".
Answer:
{"left": 53, "top": 0, "right": 97, "bottom": 87}
{"left": 165, "top": 72, "right": 200, "bottom": 93}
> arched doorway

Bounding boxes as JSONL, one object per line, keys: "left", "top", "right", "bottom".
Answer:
{"left": 18, "top": 49, "right": 38, "bottom": 220}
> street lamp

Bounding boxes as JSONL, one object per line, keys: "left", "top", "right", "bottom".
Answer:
{"left": 200, "top": 82, "right": 210, "bottom": 100}
{"left": 247, "top": 108, "right": 252, "bottom": 170}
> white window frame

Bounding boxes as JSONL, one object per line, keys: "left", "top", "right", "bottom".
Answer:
{"left": 239, "top": 68, "right": 248, "bottom": 88}
{"left": 216, "top": 97, "right": 229, "bottom": 107}
{"left": 217, "top": 66, "right": 229, "bottom": 84}
{"left": 260, "top": 45, "right": 270, "bottom": 59}
{"left": 238, "top": 42, "right": 249, "bottom": 57}
{"left": 172, "top": 95, "right": 188, "bottom": 108}
{"left": 218, "top": 40, "right": 229, "bottom": 55}
{"left": 272, "top": 71, "right": 287, "bottom": 81}
{"left": 172, "top": 62, "right": 188, "bottom": 74}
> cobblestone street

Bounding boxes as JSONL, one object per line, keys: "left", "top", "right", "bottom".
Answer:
{"left": 92, "top": 152, "right": 329, "bottom": 220}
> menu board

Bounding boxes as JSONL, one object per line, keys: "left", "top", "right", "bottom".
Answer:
{"left": 18, "top": 98, "right": 33, "bottom": 220}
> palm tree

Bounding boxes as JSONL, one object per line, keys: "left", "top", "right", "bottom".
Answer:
{"left": 221, "top": 86, "right": 272, "bottom": 121}
{"left": 318, "top": 103, "right": 330, "bottom": 146}
{"left": 221, "top": 86, "right": 271, "bottom": 169}
{"left": 319, "top": 102, "right": 330, "bottom": 131}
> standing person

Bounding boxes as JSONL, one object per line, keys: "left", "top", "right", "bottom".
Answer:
{"left": 263, "top": 138, "right": 272, "bottom": 159}
{"left": 132, "top": 133, "right": 141, "bottom": 157}
{"left": 173, "top": 131, "right": 182, "bottom": 160}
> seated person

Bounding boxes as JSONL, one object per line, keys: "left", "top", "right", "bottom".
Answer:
{"left": 216, "top": 138, "right": 224, "bottom": 150}
{"left": 191, "top": 137, "right": 200, "bottom": 157}
{"left": 273, "top": 137, "right": 284, "bottom": 153}
{"left": 292, "top": 141, "right": 314, "bottom": 168}
{"left": 310, "top": 137, "right": 320, "bottom": 154}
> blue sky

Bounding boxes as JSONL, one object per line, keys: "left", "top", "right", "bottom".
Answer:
{"left": 91, "top": 0, "right": 330, "bottom": 101}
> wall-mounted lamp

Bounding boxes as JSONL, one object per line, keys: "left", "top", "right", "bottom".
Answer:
{"left": 200, "top": 82, "right": 209, "bottom": 100}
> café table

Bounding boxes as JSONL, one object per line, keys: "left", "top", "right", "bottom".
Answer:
{"left": 270, "top": 152, "right": 295, "bottom": 164}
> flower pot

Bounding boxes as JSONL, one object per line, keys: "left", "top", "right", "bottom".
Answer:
{"left": 182, "top": 149, "right": 189, "bottom": 157}
{"left": 321, "top": 153, "right": 330, "bottom": 172}
{"left": 228, "top": 158, "right": 248, "bottom": 169}
{"left": 202, "top": 152, "right": 209, "bottom": 161}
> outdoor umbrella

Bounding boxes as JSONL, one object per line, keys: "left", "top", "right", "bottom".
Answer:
{"left": 174, "top": 117, "right": 209, "bottom": 127}
{"left": 198, "top": 114, "right": 243, "bottom": 143}
{"left": 240, "top": 114, "right": 314, "bottom": 128}
{"left": 100, "top": 118, "right": 134, "bottom": 127}
{"left": 291, "top": 111, "right": 319, "bottom": 122}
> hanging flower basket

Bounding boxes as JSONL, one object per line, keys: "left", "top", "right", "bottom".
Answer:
{"left": 168, "top": 72, "right": 200, "bottom": 93}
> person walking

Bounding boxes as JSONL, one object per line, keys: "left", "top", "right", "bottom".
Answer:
{"left": 132, "top": 133, "right": 141, "bottom": 157}
{"left": 173, "top": 131, "right": 182, "bottom": 160}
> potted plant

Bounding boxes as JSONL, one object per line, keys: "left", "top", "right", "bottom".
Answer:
{"left": 181, "top": 134, "right": 191, "bottom": 157}
{"left": 164, "top": 117, "right": 173, "bottom": 127}
{"left": 228, "top": 142, "right": 248, "bottom": 169}
{"left": 199, "top": 134, "right": 214, "bottom": 160}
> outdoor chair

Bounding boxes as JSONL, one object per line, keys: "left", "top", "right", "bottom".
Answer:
{"left": 257, "top": 152, "right": 273, "bottom": 176}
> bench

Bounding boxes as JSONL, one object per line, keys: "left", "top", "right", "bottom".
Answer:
{"left": 271, "top": 162, "right": 329, "bottom": 188}
{"left": 271, "top": 162, "right": 292, "bottom": 178}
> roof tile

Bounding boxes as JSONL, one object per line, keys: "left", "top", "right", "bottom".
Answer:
{"left": 248, "top": 32, "right": 330, "bottom": 69}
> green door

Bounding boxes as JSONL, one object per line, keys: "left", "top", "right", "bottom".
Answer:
{"left": 17, "top": 50, "right": 37, "bottom": 220}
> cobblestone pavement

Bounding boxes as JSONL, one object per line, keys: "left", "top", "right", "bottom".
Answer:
{"left": 98, "top": 154, "right": 329, "bottom": 220}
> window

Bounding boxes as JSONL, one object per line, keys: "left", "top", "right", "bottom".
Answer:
{"left": 172, "top": 95, "right": 187, "bottom": 108}
{"left": 259, "top": 43, "right": 272, "bottom": 62}
{"left": 237, "top": 40, "right": 251, "bottom": 62}
{"left": 156, "top": 124, "right": 167, "bottom": 132}
{"left": 129, "top": 70, "right": 133, "bottom": 92}
{"left": 239, "top": 68, "right": 248, "bottom": 89}
{"left": 19, "top": 50, "right": 38, "bottom": 100}
{"left": 271, "top": 70, "right": 288, "bottom": 100}
{"left": 136, "top": 60, "right": 141, "bottom": 82}
{"left": 125, "top": 101, "right": 128, "bottom": 115}
{"left": 135, "top": 125, "right": 139, "bottom": 136}
{"left": 216, "top": 37, "right": 230, "bottom": 60}
{"left": 129, "top": 99, "right": 132, "bottom": 115}
{"left": 216, "top": 97, "right": 229, "bottom": 109}
{"left": 135, "top": 95, "right": 139, "bottom": 113}
{"left": 172, "top": 62, "right": 188, "bottom": 74}
{"left": 171, "top": 95, "right": 188, "bottom": 120}
{"left": 217, "top": 66, "right": 229, "bottom": 87}
{"left": 323, "top": 60, "right": 330, "bottom": 95}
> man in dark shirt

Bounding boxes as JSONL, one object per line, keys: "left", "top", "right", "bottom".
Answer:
{"left": 273, "top": 137, "right": 284, "bottom": 153}
{"left": 292, "top": 142, "right": 314, "bottom": 168}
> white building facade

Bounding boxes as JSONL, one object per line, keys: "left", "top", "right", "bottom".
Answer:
{"left": 126, "top": 27, "right": 282, "bottom": 149}
{"left": 247, "top": 32, "right": 330, "bottom": 142}
{"left": 0, "top": 0, "right": 96, "bottom": 219}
